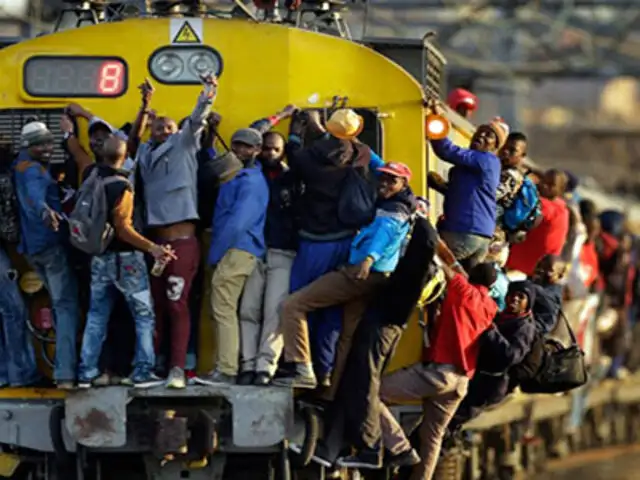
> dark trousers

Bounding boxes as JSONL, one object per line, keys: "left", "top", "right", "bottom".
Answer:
{"left": 340, "top": 315, "right": 404, "bottom": 449}
{"left": 151, "top": 236, "right": 200, "bottom": 370}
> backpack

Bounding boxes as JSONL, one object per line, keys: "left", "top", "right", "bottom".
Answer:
{"left": 0, "top": 170, "right": 20, "bottom": 244}
{"left": 502, "top": 176, "right": 542, "bottom": 233}
{"left": 510, "top": 311, "right": 588, "bottom": 394}
{"left": 68, "top": 168, "right": 130, "bottom": 255}
{"left": 337, "top": 146, "right": 377, "bottom": 230}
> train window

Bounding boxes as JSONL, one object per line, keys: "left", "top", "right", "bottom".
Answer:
{"left": 301, "top": 108, "right": 382, "bottom": 153}
{"left": 148, "top": 46, "right": 224, "bottom": 85}
{"left": 23, "top": 56, "right": 129, "bottom": 98}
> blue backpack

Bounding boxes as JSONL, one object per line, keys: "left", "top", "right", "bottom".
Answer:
{"left": 502, "top": 176, "right": 542, "bottom": 233}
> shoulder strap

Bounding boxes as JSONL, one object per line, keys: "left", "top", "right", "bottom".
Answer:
{"left": 102, "top": 176, "right": 131, "bottom": 187}
{"left": 558, "top": 309, "right": 579, "bottom": 346}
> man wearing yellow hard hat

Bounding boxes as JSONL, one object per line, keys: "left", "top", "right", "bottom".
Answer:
{"left": 274, "top": 108, "right": 386, "bottom": 387}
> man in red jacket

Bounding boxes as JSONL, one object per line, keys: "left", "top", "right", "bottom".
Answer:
{"left": 356, "top": 261, "right": 498, "bottom": 480}
{"left": 507, "top": 169, "right": 570, "bottom": 276}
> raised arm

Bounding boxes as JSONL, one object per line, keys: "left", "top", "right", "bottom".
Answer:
{"left": 128, "top": 80, "right": 154, "bottom": 158}
{"left": 430, "top": 138, "right": 487, "bottom": 170}
{"left": 60, "top": 114, "right": 92, "bottom": 180}
{"left": 250, "top": 105, "right": 297, "bottom": 135}
{"left": 179, "top": 74, "right": 217, "bottom": 145}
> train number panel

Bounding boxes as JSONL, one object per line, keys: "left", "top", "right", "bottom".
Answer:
{"left": 23, "top": 56, "right": 128, "bottom": 98}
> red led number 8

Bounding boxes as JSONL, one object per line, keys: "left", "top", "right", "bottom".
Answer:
{"left": 98, "top": 61, "right": 123, "bottom": 95}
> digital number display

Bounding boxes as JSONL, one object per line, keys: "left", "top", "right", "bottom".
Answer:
{"left": 23, "top": 57, "right": 128, "bottom": 98}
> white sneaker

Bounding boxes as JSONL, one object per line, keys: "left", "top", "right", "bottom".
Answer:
{"left": 166, "top": 367, "right": 186, "bottom": 389}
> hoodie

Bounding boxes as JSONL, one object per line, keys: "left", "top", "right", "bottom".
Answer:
{"left": 286, "top": 134, "right": 384, "bottom": 239}
{"left": 349, "top": 188, "right": 417, "bottom": 273}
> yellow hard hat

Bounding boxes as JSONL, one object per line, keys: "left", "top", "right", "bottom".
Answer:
{"left": 19, "top": 271, "right": 44, "bottom": 295}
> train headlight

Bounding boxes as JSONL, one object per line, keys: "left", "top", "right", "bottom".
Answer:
{"left": 151, "top": 52, "right": 184, "bottom": 81}
{"left": 149, "top": 47, "right": 223, "bottom": 84}
{"left": 425, "top": 114, "right": 450, "bottom": 140}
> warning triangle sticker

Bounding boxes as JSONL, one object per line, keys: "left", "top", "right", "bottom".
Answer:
{"left": 173, "top": 21, "right": 201, "bottom": 44}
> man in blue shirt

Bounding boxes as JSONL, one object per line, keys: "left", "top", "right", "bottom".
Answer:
{"left": 200, "top": 128, "right": 269, "bottom": 385}
{"left": 430, "top": 104, "right": 507, "bottom": 270}
{"left": 13, "top": 121, "right": 80, "bottom": 389}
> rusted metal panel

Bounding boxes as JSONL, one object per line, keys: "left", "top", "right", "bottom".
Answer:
{"left": 65, "top": 387, "right": 127, "bottom": 448}
{"left": 132, "top": 385, "right": 294, "bottom": 448}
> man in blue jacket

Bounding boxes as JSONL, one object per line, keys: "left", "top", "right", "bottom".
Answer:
{"left": 13, "top": 121, "right": 80, "bottom": 389}
{"left": 201, "top": 128, "right": 269, "bottom": 385}
{"left": 430, "top": 104, "right": 507, "bottom": 270}
{"left": 275, "top": 162, "right": 416, "bottom": 389}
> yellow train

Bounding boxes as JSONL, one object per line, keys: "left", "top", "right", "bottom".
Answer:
{"left": 0, "top": 7, "right": 476, "bottom": 479}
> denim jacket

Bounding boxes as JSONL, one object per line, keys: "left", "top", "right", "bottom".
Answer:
{"left": 13, "top": 151, "right": 62, "bottom": 256}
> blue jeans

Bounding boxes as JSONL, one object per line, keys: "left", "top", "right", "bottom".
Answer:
{"left": 290, "top": 237, "right": 352, "bottom": 377}
{"left": 0, "top": 248, "right": 39, "bottom": 386}
{"left": 439, "top": 230, "right": 491, "bottom": 270}
{"left": 28, "top": 244, "right": 80, "bottom": 382}
{"left": 79, "top": 251, "right": 155, "bottom": 381}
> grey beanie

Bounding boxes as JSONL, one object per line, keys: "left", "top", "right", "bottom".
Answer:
{"left": 231, "top": 128, "right": 263, "bottom": 147}
{"left": 21, "top": 121, "right": 54, "bottom": 148}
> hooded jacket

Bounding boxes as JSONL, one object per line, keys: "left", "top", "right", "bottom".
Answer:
{"left": 286, "top": 134, "right": 384, "bottom": 239}
{"left": 349, "top": 187, "right": 417, "bottom": 273}
{"left": 13, "top": 151, "right": 62, "bottom": 256}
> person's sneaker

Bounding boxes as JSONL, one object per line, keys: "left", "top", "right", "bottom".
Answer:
{"left": 386, "top": 448, "right": 420, "bottom": 468}
{"left": 237, "top": 371, "right": 255, "bottom": 386}
{"left": 56, "top": 380, "right": 76, "bottom": 390}
{"left": 253, "top": 372, "right": 271, "bottom": 386}
{"left": 272, "top": 363, "right": 317, "bottom": 389}
{"left": 193, "top": 370, "right": 236, "bottom": 386}
{"left": 77, "top": 373, "right": 109, "bottom": 389}
{"left": 310, "top": 442, "right": 333, "bottom": 468}
{"left": 336, "top": 447, "right": 382, "bottom": 469}
{"left": 122, "top": 373, "right": 164, "bottom": 389}
{"left": 185, "top": 370, "right": 198, "bottom": 385}
{"left": 166, "top": 367, "right": 186, "bottom": 389}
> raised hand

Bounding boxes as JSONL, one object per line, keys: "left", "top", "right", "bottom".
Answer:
{"left": 138, "top": 78, "right": 155, "bottom": 107}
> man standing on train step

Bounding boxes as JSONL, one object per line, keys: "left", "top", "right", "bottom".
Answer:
{"left": 13, "top": 121, "right": 80, "bottom": 390}
{"left": 200, "top": 127, "right": 269, "bottom": 386}
{"left": 133, "top": 74, "right": 217, "bottom": 389}
{"left": 429, "top": 102, "right": 506, "bottom": 270}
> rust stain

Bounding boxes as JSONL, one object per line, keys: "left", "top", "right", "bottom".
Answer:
{"left": 73, "top": 408, "right": 115, "bottom": 438}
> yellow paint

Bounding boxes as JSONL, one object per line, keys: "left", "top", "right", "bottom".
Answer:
{"left": 0, "top": 452, "right": 21, "bottom": 476}
{"left": 0, "top": 18, "right": 475, "bottom": 402}
{"left": 173, "top": 21, "right": 201, "bottom": 44}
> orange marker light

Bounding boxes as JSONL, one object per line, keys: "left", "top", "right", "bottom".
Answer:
{"left": 425, "top": 114, "right": 450, "bottom": 140}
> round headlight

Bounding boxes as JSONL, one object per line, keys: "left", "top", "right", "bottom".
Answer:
{"left": 151, "top": 52, "right": 184, "bottom": 80}
{"left": 188, "top": 52, "right": 219, "bottom": 78}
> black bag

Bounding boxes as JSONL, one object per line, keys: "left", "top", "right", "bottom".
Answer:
{"left": 512, "top": 311, "right": 588, "bottom": 394}
{"left": 337, "top": 145, "right": 377, "bottom": 230}
{"left": 197, "top": 132, "right": 242, "bottom": 231}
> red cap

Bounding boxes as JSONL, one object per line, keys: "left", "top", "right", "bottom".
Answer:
{"left": 447, "top": 88, "right": 478, "bottom": 111}
{"left": 377, "top": 162, "right": 412, "bottom": 181}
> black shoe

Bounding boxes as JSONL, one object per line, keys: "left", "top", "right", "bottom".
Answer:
{"left": 386, "top": 448, "right": 421, "bottom": 468}
{"left": 273, "top": 363, "right": 317, "bottom": 389}
{"left": 336, "top": 447, "right": 382, "bottom": 470}
{"left": 310, "top": 441, "right": 333, "bottom": 468}
{"left": 253, "top": 372, "right": 271, "bottom": 386}
{"left": 237, "top": 371, "right": 255, "bottom": 386}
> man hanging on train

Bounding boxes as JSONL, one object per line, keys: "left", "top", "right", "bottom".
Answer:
{"left": 238, "top": 106, "right": 303, "bottom": 386}
{"left": 13, "top": 121, "right": 81, "bottom": 389}
{"left": 281, "top": 108, "right": 384, "bottom": 387}
{"left": 428, "top": 102, "right": 506, "bottom": 270}
{"left": 200, "top": 127, "right": 269, "bottom": 386}
{"left": 130, "top": 73, "right": 218, "bottom": 389}
{"left": 77, "top": 136, "right": 176, "bottom": 388}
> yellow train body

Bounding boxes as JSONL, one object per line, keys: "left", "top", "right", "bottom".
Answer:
{"left": 0, "top": 16, "right": 474, "bottom": 394}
